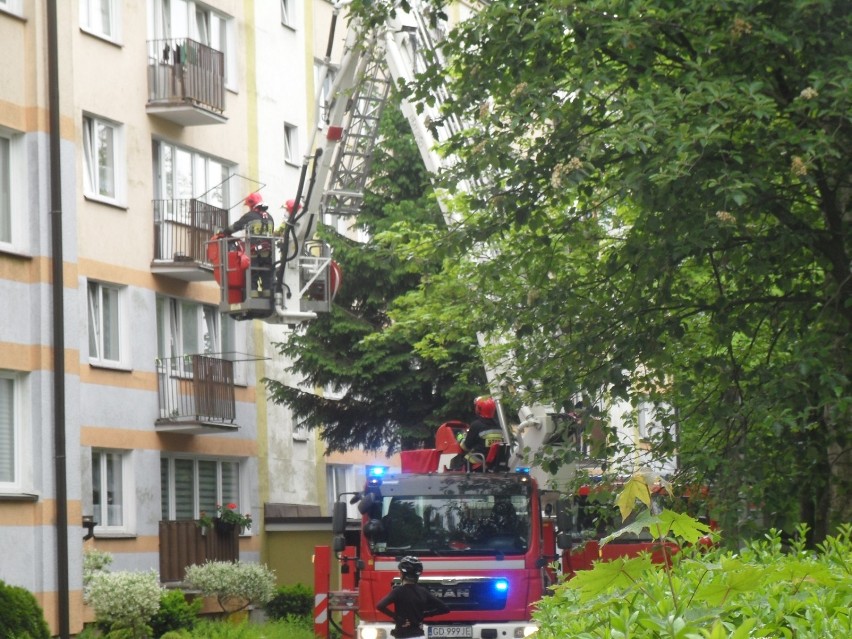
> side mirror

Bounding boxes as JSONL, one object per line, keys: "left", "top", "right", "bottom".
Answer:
{"left": 556, "top": 498, "right": 573, "bottom": 532}
{"left": 332, "top": 501, "right": 348, "bottom": 535}
{"left": 332, "top": 535, "right": 346, "bottom": 553}
{"left": 357, "top": 493, "right": 375, "bottom": 515}
{"left": 557, "top": 532, "right": 573, "bottom": 550}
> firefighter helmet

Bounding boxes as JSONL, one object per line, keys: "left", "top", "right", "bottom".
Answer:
{"left": 244, "top": 192, "right": 264, "bottom": 209}
{"left": 474, "top": 396, "right": 496, "bottom": 419}
{"left": 284, "top": 199, "right": 301, "bottom": 215}
{"left": 398, "top": 556, "right": 423, "bottom": 578}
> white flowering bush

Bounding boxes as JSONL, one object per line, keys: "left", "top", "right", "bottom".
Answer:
{"left": 84, "top": 570, "right": 163, "bottom": 638}
{"left": 83, "top": 548, "right": 114, "bottom": 587}
{"left": 184, "top": 561, "right": 276, "bottom": 613}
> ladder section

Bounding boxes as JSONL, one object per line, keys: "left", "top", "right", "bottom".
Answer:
{"left": 321, "top": 38, "right": 392, "bottom": 219}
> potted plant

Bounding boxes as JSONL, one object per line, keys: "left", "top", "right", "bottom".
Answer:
{"left": 197, "top": 504, "right": 251, "bottom": 535}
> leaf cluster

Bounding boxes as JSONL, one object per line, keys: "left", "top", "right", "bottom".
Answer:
{"left": 387, "top": 0, "right": 851, "bottom": 542}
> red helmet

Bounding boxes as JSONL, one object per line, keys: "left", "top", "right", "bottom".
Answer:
{"left": 244, "top": 192, "right": 264, "bottom": 209}
{"left": 474, "top": 396, "right": 496, "bottom": 419}
{"left": 284, "top": 199, "right": 301, "bottom": 215}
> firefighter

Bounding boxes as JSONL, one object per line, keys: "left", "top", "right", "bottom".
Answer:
{"left": 223, "top": 192, "right": 275, "bottom": 296}
{"left": 376, "top": 556, "right": 449, "bottom": 639}
{"left": 451, "top": 396, "right": 504, "bottom": 469}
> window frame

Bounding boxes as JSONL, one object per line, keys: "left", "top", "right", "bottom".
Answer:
{"left": 160, "top": 455, "right": 248, "bottom": 533}
{"left": 0, "top": 127, "right": 25, "bottom": 252}
{"left": 283, "top": 122, "right": 298, "bottom": 166}
{"left": 280, "top": 0, "right": 295, "bottom": 29}
{"left": 0, "top": 0, "right": 23, "bottom": 17}
{"left": 79, "top": 0, "right": 122, "bottom": 43}
{"left": 82, "top": 113, "right": 126, "bottom": 206}
{"left": 0, "top": 372, "right": 28, "bottom": 493}
{"left": 91, "top": 449, "right": 135, "bottom": 534}
{"left": 87, "top": 280, "right": 129, "bottom": 369}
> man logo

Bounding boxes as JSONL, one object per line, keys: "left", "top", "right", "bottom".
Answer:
{"left": 428, "top": 586, "right": 470, "bottom": 599}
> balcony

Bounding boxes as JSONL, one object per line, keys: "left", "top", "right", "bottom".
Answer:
{"left": 156, "top": 355, "right": 238, "bottom": 434}
{"left": 147, "top": 38, "right": 227, "bottom": 126}
{"left": 151, "top": 199, "right": 227, "bottom": 281}
{"left": 159, "top": 520, "right": 239, "bottom": 583}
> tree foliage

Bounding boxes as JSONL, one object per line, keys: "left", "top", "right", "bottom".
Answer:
{"left": 266, "top": 100, "right": 487, "bottom": 454}
{"left": 346, "top": 0, "right": 850, "bottom": 541}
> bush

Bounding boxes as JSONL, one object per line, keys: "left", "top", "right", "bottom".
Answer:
{"left": 0, "top": 579, "right": 51, "bottom": 639}
{"left": 84, "top": 570, "right": 163, "bottom": 639}
{"left": 533, "top": 475, "right": 852, "bottom": 638}
{"left": 184, "top": 561, "right": 276, "bottom": 614}
{"left": 264, "top": 583, "right": 313, "bottom": 621}
{"left": 149, "top": 589, "right": 202, "bottom": 638}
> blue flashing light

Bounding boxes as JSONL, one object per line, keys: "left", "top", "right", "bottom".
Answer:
{"left": 494, "top": 579, "right": 509, "bottom": 593}
{"left": 515, "top": 467, "right": 531, "bottom": 475}
{"left": 367, "top": 465, "right": 387, "bottom": 478}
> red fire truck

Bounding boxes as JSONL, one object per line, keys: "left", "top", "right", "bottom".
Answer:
{"left": 322, "top": 430, "right": 558, "bottom": 639}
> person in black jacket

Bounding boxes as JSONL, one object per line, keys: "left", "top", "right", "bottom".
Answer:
{"left": 224, "top": 192, "right": 275, "bottom": 295}
{"left": 376, "top": 556, "right": 449, "bottom": 638}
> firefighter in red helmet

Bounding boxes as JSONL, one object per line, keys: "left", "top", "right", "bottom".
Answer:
{"left": 452, "top": 396, "right": 504, "bottom": 469}
{"left": 223, "top": 192, "right": 275, "bottom": 295}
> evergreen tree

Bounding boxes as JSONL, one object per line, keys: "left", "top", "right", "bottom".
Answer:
{"left": 266, "top": 99, "right": 486, "bottom": 454}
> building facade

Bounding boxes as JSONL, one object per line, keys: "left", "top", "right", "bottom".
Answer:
{"left": 0, "top": 1, "right": 335, "bottom": 635}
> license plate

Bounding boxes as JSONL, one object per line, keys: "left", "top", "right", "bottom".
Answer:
{"left": 428, "top": 626, "right": 473, "bottom": 638}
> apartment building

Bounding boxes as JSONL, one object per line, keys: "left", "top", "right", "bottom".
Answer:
{"left": 0, "top": 0, "right": 339, "bottom": 635}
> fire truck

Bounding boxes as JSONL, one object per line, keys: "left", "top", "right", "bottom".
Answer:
{"left": 324, "top": 425, "right": 559, "bottom": 639}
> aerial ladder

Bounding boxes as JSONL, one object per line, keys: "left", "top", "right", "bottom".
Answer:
{"left": 209, "top": 0, "right": 457, "bottom": 324}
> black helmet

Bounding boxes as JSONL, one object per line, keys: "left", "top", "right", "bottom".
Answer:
{"left": 398, "top": 556, "right": 423, "bottom": 578}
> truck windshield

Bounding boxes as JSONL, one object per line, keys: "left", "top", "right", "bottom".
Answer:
{"left": 372, "top": 493, "right": 531, "bottom": 555}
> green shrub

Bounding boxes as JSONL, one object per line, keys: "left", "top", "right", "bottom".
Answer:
{"left": 0, "top": 579, "right": 51, "bottom": 639}
{"left": 533, "top": 474, "right": 852, "bottom": 638}
{"left": 264, "top": 583, "right": 313, "bottom": 621}
{"left": 149, "top": 589, "right": 202, "bottom": 638}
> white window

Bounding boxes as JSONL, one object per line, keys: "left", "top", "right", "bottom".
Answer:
{"left": 156, "top": 296, "right": 243, "bottom": 382}
{"left": 280, "top": 0, "right": 294, "bottom": 28}
{"left": 284, "top": 123, "right": 298, "bottom": 165}
{"left": 0, "top": 128, "right": 24, "bottom": 251}
{"left": 0, "top": 0, "right": 23, "bottom": 16}
{"left": 160, "top": 456, "right": 243, "bottom": 523}
{"left": 87, "top": 280, "right": 127, "bottom": 368}
{"left": 154, "top": 141, "right": 230, "bottom": 206}
{"left": 149, "top": 0, "right": 236, "bottom": 90}
{"left": 80, "top": 0, "right": 121, "bottom": 42}
{"left": 92, "top": 449, "right": 134, "bottom": 531}
{"left": 83, "top": 114, "right": 125, "bottom": 205}
{"left": 0, "top": 373, "right": 22, "bottom": 490}
{"left": 156, "top": 296, "right": 226, "bottom": 358}
{"left": 314, "top": 60, "right": 337, "bottom": 123}
{"left": 326, "top": 464, "right": 359, "bottom": 519}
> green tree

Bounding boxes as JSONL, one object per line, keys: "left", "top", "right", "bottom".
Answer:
{"left": 265, "top": 100, "right": 486, "bottom": 454}
{"left": 352, "top": 0, "right": 850, "bottom": 543}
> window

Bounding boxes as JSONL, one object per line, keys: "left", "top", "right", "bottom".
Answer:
{"left": 80, "top": 0, "right": 121, "bottom": 42}
{"left": 150, "top": 0, "right": 235, "bottom": 90}
{"left": 0, "top": 128, "right": 24, "bottom": 250}
{"left": 83, "top": 114, "right": 125, "bottom": 205}
{"left": 156, "top": 296, "right": 237, "bottom": 358}
{"left": 284, "top": 123, "right": 298, "bottom": 165}
{"left": 0, "top": 374, "right": 20, "bottom": 489}
{"left": 0, "top": 0, "right": 23, "bottom": 16}
{"left": 327, "top": 464, "right": 359, "bottom": 519}
{"left": 280, "top": 0, "right": 294, "bottom": 28}
{"left": 92, "top": 449, "right": 133, "bottom": 531}
{"left": 153, "top": 141, "right": 230, "bottom": 206}
{"left": 161, "top": 456, "right": 242, "bottom": 523}
{"left": 88, "top": 280, "right": 127, "bottom": 367}
{"left": 314, "top": 61, "right": 337, "bottom": 123}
